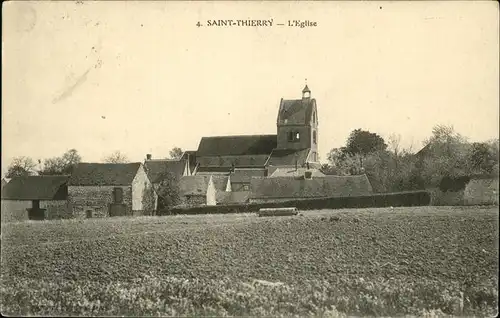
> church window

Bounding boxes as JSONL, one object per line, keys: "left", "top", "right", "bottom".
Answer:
{"left": 287, "top": 131, "right": 294, "bottom": 142}
{"left": 313, "top": 111, "right": 316, "bottom": 123}
{"left": 295, "top": 132, "right": 300, "bottom": 140}
{"left": 313, "top": 131, "right": 317, "bottom": 144}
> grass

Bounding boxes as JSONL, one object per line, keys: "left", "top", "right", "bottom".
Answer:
{"left": 1, "top": 206, "right": 499, "bottom": 316}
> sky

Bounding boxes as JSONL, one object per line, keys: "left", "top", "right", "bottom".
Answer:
{"left": 2, "top": 1, "right": 499, "bottom": 177}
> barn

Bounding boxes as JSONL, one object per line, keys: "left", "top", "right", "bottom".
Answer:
{"left": 67, "top": 162, "right": 157, "bottom": 218}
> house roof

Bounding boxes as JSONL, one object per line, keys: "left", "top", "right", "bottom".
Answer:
{"left": 269, "top": 167, "right": 326, "bottom": 178}
{"left": 179, "top": 175, "right": 229, "bottom": 196}
{"left": 231, "top": 169, "right": 267, "bottom": 183}
{"left": 1, "top": 175, "right": 69, "bottom": 200}
{"left": 144, "top": 159, "right": 185, "bottom": 183}
{"left": 197, "top": 134, "right": 277, "bottom": 156}
{"left": 266, "top": 148, "right": 311, "bottom": 166}
{"left": 69, "top": 163, "right": 142, "bottom": 186}
{"left": 277, "top": 98, "right": 316, "bottom": 125}
{"left": 250, "top": 174, "right": 373, "bottom": 199}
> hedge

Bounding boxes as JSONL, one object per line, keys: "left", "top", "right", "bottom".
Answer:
{"left": 163, "top": 190, "right": 431, "bottom": 216}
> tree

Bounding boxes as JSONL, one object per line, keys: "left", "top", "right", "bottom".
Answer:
{"left": 466, "top": 140, "right": 499, "bottom": 175}
{"left": 419, "top": 125, "right": 470, "bottom": 187}
{"left": 39, "top": 149, "right": 82, "bottom": 175}
{"left": 345, "top": 129, "right": 387, "bottom": 157}
{"left": 156, "top": 172, "right": 180, "bottom": 213}
{"left": 6, "top": 156, "right": 37, "bottom": 178}
{"left": 103, "top": 151, "right": 129, "bottom": 163}
{"left": 169, "top": 147, "right": 183, "bottom": 160}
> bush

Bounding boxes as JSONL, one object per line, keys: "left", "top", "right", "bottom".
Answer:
{"left": 168, "top": 191, "right": 431, "bottom": 215}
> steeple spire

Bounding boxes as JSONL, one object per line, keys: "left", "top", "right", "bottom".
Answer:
{"left": 302, "top": 79, "right": 311, "bottom": 99}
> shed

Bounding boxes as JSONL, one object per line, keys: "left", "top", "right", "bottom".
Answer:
{"left": 1, "top": 175, "right": 69, "bottom": 222}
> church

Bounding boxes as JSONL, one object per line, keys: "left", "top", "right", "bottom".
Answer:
{"left": 145, "top": 85, "right": 372, "bottom": 206}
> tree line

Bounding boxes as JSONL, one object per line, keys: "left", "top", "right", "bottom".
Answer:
{"left": 322, "top": 125, "right": 499, "bottom": 192}
{"left": 4, "top": 148, "right": 185, "bottom": 178}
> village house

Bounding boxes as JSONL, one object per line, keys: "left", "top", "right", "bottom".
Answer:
{"left": 67, "top": 162, "right": 157, "bottom": 218}
{"left": 1, "top": 175, "right": 70, "bottom": 222}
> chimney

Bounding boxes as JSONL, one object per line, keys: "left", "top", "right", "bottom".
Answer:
{"left": 146, "top": 154, "right": 152, "bottom": 160}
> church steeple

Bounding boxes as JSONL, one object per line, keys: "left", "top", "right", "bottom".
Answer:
{"left": 302, "top": 81, "right": 311, "bottom": 99}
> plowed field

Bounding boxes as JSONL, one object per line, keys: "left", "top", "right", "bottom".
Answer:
{"left": 1, "top": 206, "right": 498, "bottom": 316}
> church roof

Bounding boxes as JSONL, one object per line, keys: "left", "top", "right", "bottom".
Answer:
{"left": 266, "top": 148, "right": 311, "bottom": 166}
{"left": 250, "top": 174, "right": 373, "bottom": 200}
{"left": 197, "top": 135, "right": 277, "bottom": 156}
{"left": 277, "top": 98, "right": 316, "bottom": 125}
{"left": 302, "top": 84, "right": 311, "bottom": 93}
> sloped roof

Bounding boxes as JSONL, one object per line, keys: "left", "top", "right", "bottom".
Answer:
{"left": 269, "top": 167, "right": 325, "bottom": 178}
{"left": 231, "top": 169, "right": 267, "bottom": 183}
{"left": 197, "top": 135, "right": 277, "bottom": 156}
{"left": 266, "top": 148, "right": 310, "bottom": 166}
{"left": 250, "top": 174, "right": 373, "bottom": 199}
{"left": 196, "top": 166, "right": 232, "bottom": 173}
{"left": 197, "top": 154, "right": 271, "bottom": 168}
{"left": 1, "top": 175, "right": 69, "bottom": 200}
{"left": 277, "top": 98, "right": 316, "bottom": 125}
{"left": 179, "top": 175, "right": 229, "bottom": 196}
{"left": 69, "top": 163, "right": 141, "bottom": 186}
{"left": 144, "top": 159, "right": 185, "bottom": 183}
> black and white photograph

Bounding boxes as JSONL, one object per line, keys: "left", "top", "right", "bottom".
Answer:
{"left": 1, "top": 1, "right": 499, "bottom": 316}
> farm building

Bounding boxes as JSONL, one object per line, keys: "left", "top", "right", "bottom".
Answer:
{"left": 1, "top": 175, "right": 69, "bottom": 222}
{"left": 68, "top": 162, "right": 157, "bottom": 218}
{"left": 249, "top": 174, "right": 373, "bottom": 203}
{"left": 178, "top": 175, "right": 250, "bottom": 206}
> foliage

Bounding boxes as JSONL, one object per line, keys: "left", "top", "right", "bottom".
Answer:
{"left": 156, "top": 172, "right": 181, "bottom": 212}
{"left": 5, "top": 157, "right": 37, "bottom": 178}
{"left": 141, "top": 182, "right": 157, "bottom": 215}
{"left": 1, "top": 207, "right": 498, "bottom": 317}
{"left": 326, "top": 126, "right": 498, "bottom": 192}
{"left": 344, "top": 129, "right": 387, "bottom": 157}
{"left": 39, "top": 149, "right": 81, "bottom": 175}
{"left": 169, "top": 147, "right": 183, "bottom": 160}
{"left": 103, "top": 151, "right": 129, "bottom": 163}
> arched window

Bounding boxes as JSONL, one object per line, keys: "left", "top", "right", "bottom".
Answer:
{"left": 312, "top": 111, "right": 316, "bottom": 123}
{"left": 313, "top": 131, "right": 317, "bottom": 144}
